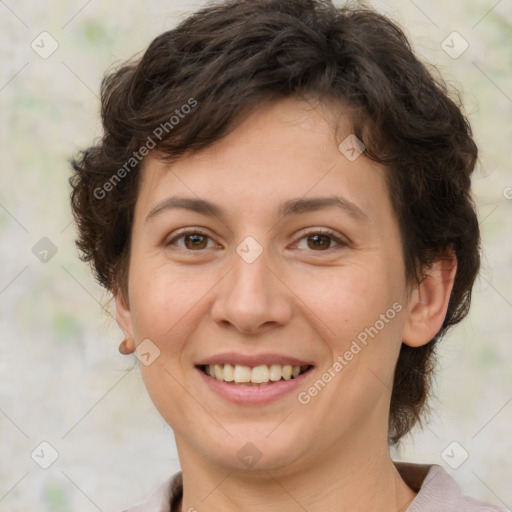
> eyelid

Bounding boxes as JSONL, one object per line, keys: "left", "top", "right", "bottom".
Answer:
{"left": 291, "top": 228, "right": 347, "bottom": 250}
{"left": 165, "top": 227, "right": 218, "bottom": 248}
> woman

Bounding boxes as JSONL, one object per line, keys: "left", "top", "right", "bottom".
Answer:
{"left": 69, "top": 0, "right": 506, "bottom": 510}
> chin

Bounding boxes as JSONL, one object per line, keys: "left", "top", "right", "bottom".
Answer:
{"left": 197, "top": 429, "right": 306, "bottom": 472}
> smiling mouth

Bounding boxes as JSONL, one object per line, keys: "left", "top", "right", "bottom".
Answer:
{"left": 198, "top": 363, "right": 313, "bottom": 386}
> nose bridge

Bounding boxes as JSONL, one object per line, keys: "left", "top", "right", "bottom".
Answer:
{"left": 211, "top": 239, "right": 291, "bottom": 331}
{"left": 232, "top": 242, "right": 272, "bottom": 297}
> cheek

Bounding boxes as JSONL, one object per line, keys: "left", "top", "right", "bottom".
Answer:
{"left": 295, "top": 261, "right": 394, "bottom": 329}
{"left": 301, "top": 260, "right": 405, "bottom": 366}
{"left": 127, "top": 264, "right": 206, "bottom": 420}
{"left": 128, "top": 262, "right": 200, "bottom": 348}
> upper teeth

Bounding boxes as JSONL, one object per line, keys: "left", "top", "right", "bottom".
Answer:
{"left": 205, "top": 364, "right": 305, "bottom": 384}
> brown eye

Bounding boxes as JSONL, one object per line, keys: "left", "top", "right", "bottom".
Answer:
{"left": 183, "top": 233, "right": 208, "bottom": 250}
{"left": 306, "top": 234, "right": 333, "bottom": 250}
{"left": 295, "top": 229, "right": 344, "bottom": 252}
{"left": 166, "top": 230, "right": 215, "bottom": 250}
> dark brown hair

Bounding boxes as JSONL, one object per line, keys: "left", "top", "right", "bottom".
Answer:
{"left": 69, "top": 0, "right": 480, "bottom": 445}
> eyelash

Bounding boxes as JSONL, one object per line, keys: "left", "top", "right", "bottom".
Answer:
{"left": 165, "top": 228, "right": 347, "bottom": 253}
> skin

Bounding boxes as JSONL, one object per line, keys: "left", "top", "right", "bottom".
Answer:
{"left": 116, "top": 97, "right": 456, "bottom": 512}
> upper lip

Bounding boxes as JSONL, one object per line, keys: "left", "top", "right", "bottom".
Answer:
{"left": 195, "top": 352, "right": 314, "bottom": 367}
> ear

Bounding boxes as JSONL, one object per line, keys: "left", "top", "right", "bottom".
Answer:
{"left": 114, "top": 289, "right": 135, "bottom": 341}
{"left": 402, "top": 250, "right": 457, "bottom": 348}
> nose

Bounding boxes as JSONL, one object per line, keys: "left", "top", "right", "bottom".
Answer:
{"left": 210, "top": 246, "right": 293, "bottom": 334}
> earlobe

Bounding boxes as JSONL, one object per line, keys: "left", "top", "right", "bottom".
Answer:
{"left": 118, "top": 338, "right": 136, "bottom": 355}
{"left": 402, "top": 252, "right": 457, "bottom": 348}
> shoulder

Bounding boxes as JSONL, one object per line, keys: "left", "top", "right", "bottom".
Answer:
{"left": 120, "top": 472, "right": 182, "bottom": 512}
{"left": 395, "top": 462, "right": 507, "bottom": 512}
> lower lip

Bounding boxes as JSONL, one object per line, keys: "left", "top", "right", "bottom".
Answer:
{"left": 196, "top": 367, "right": 313, "bottom": 405}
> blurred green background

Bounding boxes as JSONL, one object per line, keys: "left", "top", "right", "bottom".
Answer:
{"left": 0, "top": 0, "right": 511, "bottom": 510}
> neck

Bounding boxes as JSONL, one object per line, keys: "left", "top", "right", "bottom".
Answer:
{"left": 176, "top": 431, "right": 416, "bottom": 512}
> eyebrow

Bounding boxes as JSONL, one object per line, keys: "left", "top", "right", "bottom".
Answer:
{"left": 145, "top": 195, "right": 369, "bottom": 224}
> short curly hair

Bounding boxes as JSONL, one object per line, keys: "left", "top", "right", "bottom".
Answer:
{"left": 69, "top": 0, "right": 480, "bottom": 446}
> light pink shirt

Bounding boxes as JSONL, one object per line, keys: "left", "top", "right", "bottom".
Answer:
{"left": 122, "top": 462, "right": 507, "bottom": 511}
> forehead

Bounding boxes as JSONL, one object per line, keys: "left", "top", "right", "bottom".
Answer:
{"left": 135, "top": 97, "right": 392, "bottom": 227}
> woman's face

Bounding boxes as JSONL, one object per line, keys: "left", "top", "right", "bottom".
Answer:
{"left": 116, "top": 97, "right": 415, "bottom": 472}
